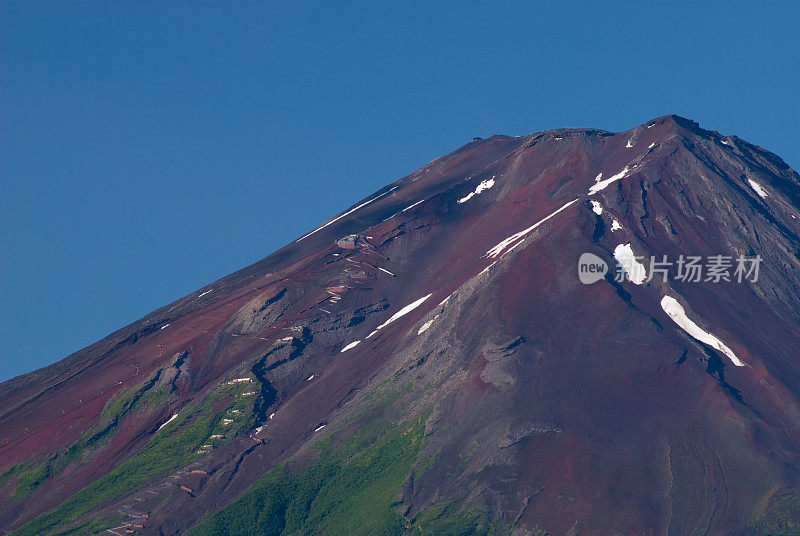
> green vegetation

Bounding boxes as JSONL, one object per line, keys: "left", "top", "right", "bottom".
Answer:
{"left": 11, "top": 380, "right": 256, "bottom": 536}
{"left": 186, "top": 413, "right": 428, "bottom": 536}
{"left": 13, "top": 420, "right": 117, "bottom": 499}
{"left": 100, "top": 380, "right": 168, "bottom": 420}
{"left": 12, "top": 378, "right": 171, "bottom": 499}
{"left": 354, "top": 378, "right": 416, "bottom": 425}
{"left": 186, "top": 411, "right": 503, "bottom": 536}
{"left": 406, "top": 503, "right": 496, "bottom": 536}
{"left": 744, "top": 489, "right": 800, "bottom": 536}
{"left": 413, "top": 455, "right": 435, "bottom": 481}
{"left": 49, "top": 516, "right": 121, "bottom": 536}
{"left": 13, "top": 463, "right": 50, "bottom": 499}
{"left": 0, "top": 461, "right": 32, "bottom": 488}
{"left": 14, "top": 374, "right": 507, "bottom": 536}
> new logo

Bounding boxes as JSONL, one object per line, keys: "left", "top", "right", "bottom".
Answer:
{"left": 578, "top": 252, "right": 608, "bottom": 284}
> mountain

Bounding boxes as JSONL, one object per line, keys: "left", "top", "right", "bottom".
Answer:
{"left": 2, "top": 115, "right": 800, "bottom": 536}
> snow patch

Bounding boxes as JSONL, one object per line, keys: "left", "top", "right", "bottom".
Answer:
{"left": 626, "top": 139, "right": 634, "bottom": 148}
{"left": 198, "top": 289, "right": 212, "bottom": 298}
{"left": 589, "top": 166, "right": 632, "bottom": 195}
{"left": 590, "top": 200, "right": 603, "bottom": 215}
{"left": 340, "top": 340, "right": 361, "bottom": 352}
{"left": 297, "top": 186, "right": 399, "bottom": 242}
{"left": 366, "top": 294, "right": 433, "bottom": 338}
{"left": 458, "top": 177, "right": 496, "bottom": 204}
{"left": 157, "top": 413, "right": 179, "bottom": 432}
{"left": 479, "top": 260, "right": 498, "bottom": 275}
{"left": 648, "top": 142, "right": 656, "bottom": 149}
{"left": 417, "top": 317, "right": 438, "bottom": 335}
{"left": 660, "top": 295, "right": 745, "bottom": 367}
{"left": 748, "top": 179, "right": 768, "bottom": 198}
{"left": 485, "top": 199, "right": 579, "bottom": 259}
{"left": 402, "top": 200, "right": 424, "bottom": 212}
{"left": 377, "top": 267, "right": 396, "bottom": 276}
{"left": 437, "top": 293, "right": 454, "bottom": 308}
{"left": 160, "top": 323, "right": 170, "bottom": 330}
{"left": 306, "top": 375, "right": 315, "bottom": 381}
{"left": 314, "top": 424, "right": 326, "bottom": 432}
{"left": 613, "top": 243, "right": 646, "bottom": 284}
{"left": 611, "top": 219, "right": 623, "bottom": 231}
{"left": 417, "top": 320, "right": 434, "bottom": 334}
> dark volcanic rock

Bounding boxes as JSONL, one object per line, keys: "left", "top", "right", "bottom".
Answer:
{"left": 2, "top": 115, "right": 800, "bottom": 536}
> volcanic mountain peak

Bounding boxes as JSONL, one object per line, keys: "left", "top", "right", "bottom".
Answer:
{"left": 2, "top": 115, "right": 800, "bottom": 536}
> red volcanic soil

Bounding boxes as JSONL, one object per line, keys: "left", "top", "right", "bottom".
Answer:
{"left": 2, "top": 115, "right": 800, "bottom": 535}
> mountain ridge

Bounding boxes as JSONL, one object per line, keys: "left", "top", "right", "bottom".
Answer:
{"left": 2, "top": 114, "right": 800, "bottom": 535}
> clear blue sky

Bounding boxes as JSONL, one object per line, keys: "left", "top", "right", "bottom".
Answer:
{"left": 1, "top": 2, "right": 798, "bottom": 381}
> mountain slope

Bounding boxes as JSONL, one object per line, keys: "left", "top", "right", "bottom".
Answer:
{"left": 2, "top": 115, "right": 800, "bottom": 536}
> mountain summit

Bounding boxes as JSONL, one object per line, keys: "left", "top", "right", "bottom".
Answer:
{"left": 2, "top": 115, "right": 800, "bottom": 536}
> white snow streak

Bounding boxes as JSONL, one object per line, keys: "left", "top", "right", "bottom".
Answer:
{"left": 748, "top": 179, "right": 768, "bottom": 198}
{"left": 589, "top": 166, "right": 632, "bottom": 195}
{"left": 402, "top": 200, "right": 425, "bottom": 212}
{"left": 366, "top": 294, "right": 433, "bottom": 338}
{"left": 296, "top": 186, "right": 398, "bottom": 242}
{"left": 314, "top": 424, "right": 326, "bottom": 432}
{"left": 157, "top": 413, "right": 179, "bottom": 432}
{"left": 340, "top": 340, "right": 361, "bottom": 352}
{"left": 377, "top": 267, "right": 396, "bottom": 276}
{"left": 660, "top": 295, "right": 745, "bottom": 367}
{"left": 160, "top": 323, "right": 170, "bottom": 330}
{"left": 458, "top": 177, "right": 496, "bottom": 204}
{"left": 590, "top": 200, "right": 603, "bottom": 215}
{"left": 648, "top": 142, "right": 656, "bottom": 149}
{"left": 417, "top": 318, "right": 436, "bottom": 335}
{"left": 485, "top": 199, "right": 579, "bottom": 259}
{"left": 198, "top": 289, "right": 213, "bottom": 298}
{"left": 479, "top": 261, "right": 498, "bottom": 274}
{"left": 613, "top": 243, "right": 646, "bottom": 284}
{"left": 437, "top": 293, "right": 455, "bottom": 308}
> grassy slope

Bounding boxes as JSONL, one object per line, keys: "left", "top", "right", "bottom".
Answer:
{"left": 11, "top": 378, "right": 169, "bottom": 499}
{"left": 744, "top": 489, "right": 800, "bottom": 536}
{"left": 186, "top": 411, "right": 503, "bottom": 536}
{"left": 10, "top": 381, "right": 255, "bottom": 536}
